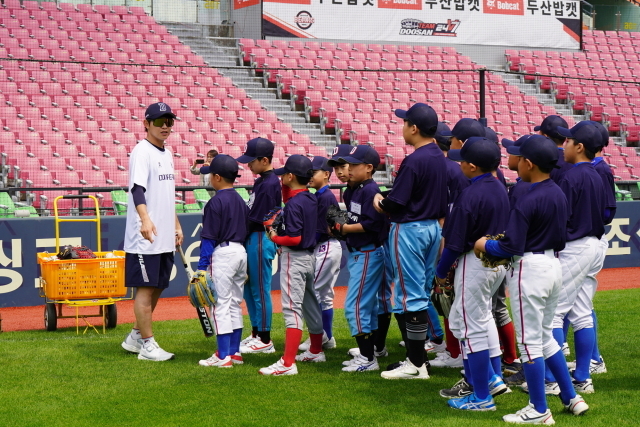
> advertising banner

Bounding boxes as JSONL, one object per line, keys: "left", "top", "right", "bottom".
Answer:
{"left": 262, "top": 0, "right": 581, "bottom": 49}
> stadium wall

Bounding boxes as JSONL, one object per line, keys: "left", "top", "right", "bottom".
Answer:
{"left": 1, "top": 201, "right": 640, "bottom": 308}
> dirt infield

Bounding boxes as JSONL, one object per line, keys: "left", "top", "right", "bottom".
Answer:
{"left": 2, "top": 267, "right": 638, "bottom": 333}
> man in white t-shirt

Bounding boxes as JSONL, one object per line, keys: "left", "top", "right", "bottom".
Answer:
{"left": 121, "top": 102, "right": 184, "bottom": 362}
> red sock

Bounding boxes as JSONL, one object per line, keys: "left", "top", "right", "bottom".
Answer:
{"left": 444, "top": 319, "right": 461, "bottom": 358}
{"left": 497, "top": 322, "right": 518, "bottom": 364}
{"left": 309, "top": 333, "right": 323, "bottom": 354}
{"left": 282, "top": 328, "right": 303, "bottom": 367}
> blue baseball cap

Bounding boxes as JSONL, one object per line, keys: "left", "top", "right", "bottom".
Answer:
{"left": 339, "top": 144, "right": 380, "bottom": 168}
{"left": 440, "top": 118, "right": 486, "bottom": 142}
{"left": 484, "top": 127, "right": 499, "bottom": 144}
{"left": 311, "top": 156, "right": 332, "bottom": 172}
{"left": 586, "top": 120, "right": 609, "bottom": 148}
{"left": 435, "top": 122, "right": 452, "bottom": 148}
{"left": 274, "top": 154, "right": 313, "bottom": 178}
{"left": 394, "top": 103, "right": 439, "bottom": 135}
{"left": 199, "top": 154, "right": 240, "bottom": 180}
{"left": 506, "top": 134, "right": 559, "bottom": 170}
{"left": 501, "top": 135, "right": 532, "bottom": 149}
{"left": 236, "top": 137, "right": 275, "bottom": 163}
{"left": 534, "top": 115, "right": 568, "bottom": 140}
{"left": 145, "top": 102, "right": 175, "bottom": 120}
{"left": 327, "top": 144, "right": 353, "bottom": 166}
{"left": 448, "top": 137, "right": 501, "bottom": 170}
{"left": 557, "top": 121, "right": 604, "bottom": 153}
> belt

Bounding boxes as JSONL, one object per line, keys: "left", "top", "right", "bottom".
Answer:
{"left": 526, "top": 249, "right": 558, "bottom": 258}
{"left": 282, "top": 246, "right": 314, "bottom": 254}
{"left": 217, "top": 241, "right": 243, "bottom": 248}
{"left": 347, "top": 243, "right": 380, "bottom": 253}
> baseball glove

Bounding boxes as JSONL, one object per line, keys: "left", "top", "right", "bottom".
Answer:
{"left": 431, "top": 267, "right": 455, "bottom": 318}
{"left": 263, "top": 207, "right": 284, "bottom": 234}
{"left": 326, "top": 205, "right": 348, "bottom": 240}
{"left": 187, "top": 270, "right": 216, "bottom": 308}
{"left": 479, "top": 234, "right": 512, "bottom": 269}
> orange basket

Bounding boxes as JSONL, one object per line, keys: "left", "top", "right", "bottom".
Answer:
{"left": 38, "top": 251, "right": 126, "bottom": 300}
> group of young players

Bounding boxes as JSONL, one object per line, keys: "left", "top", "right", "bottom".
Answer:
{"left": 120, "top": 101, "right": 613, "bottom": 424}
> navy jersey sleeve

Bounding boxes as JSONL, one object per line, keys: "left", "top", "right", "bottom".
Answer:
{"left": 496, "top": 208, "right": 528, "bottom": 256}
{"left": 387, "top": 162, "right": 414, "bottom": 206}
{"left": 442, "top": 205, "right": 473, "bottom": 253}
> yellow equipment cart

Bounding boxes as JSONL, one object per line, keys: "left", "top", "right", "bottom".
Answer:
{"left": 37, "top": 195, "right": 132, "bottom": 334}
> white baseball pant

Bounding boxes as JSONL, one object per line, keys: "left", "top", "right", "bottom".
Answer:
{"left": 554, "top": 236, "right": 599, "bottom": 331}
{"left": 313, "top": 238, "right": 342, "bottom": 310}
{"left": 209, "top": 242, "right": 247, "bottom": 335}
{"left": 280, "top": 247, "right": 323, "bottom": 334}
{"left": 508, "top": 250, "right": 563, "bottom": 362}
{"left": 449, "top": 252, "right": 505, "bottom": 356}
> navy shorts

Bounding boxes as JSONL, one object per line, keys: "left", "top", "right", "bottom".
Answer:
{"left": 125, "top": 252, "right": 174, "bottom": 289}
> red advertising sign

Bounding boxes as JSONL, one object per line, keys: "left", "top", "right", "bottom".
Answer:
{"left": 483, "top": 0, "right": 525, "bottom": 15}
{"left": 234, "top": 0, "right": 260, "bottom": 8}
{"left": 378, "top": 0, "right": 422, "bottom": 10}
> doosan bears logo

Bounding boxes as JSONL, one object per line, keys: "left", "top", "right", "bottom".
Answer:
{"left": 483, "top": 0, "right": 524, "bottom": 15}
{"left": 294, "top": 11, "right": 314, "bottom": 30}
{"left": 399, "top": 19, "right": 460, "bottom": 37}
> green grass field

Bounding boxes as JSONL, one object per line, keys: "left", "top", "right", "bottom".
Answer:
{"left": 2, "top": 288, "right": 640, "bottom": 427}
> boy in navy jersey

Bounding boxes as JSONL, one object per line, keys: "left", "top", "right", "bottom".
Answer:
{"left": 553, "top": 122, "right": 606, "bottom": 394}
{"left": 535, "top": 115, "right": 572, "bottom": 184}
{"left": 260, "top": 155, "right": 320, "bottom": 376}
{"left": 298, "top": 156, "right": 341, "bottom": 352}
{"left": 475, "top": 135, "right": 589, "bottom": 424}
{"left": 236, "top": 138, "right": 282, "bottom": 353}
{"left": 195, "top": 155, "right": 249, "bottom": 368}
{"left": 434, "top": 137, "right": 510, "bottom": 409}
{"left": 331, "top": 145, "right": 388, "bottom": 372}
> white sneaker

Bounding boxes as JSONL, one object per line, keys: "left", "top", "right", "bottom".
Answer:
{"left": 572, "top": 378, "right": 594, "bottom": 394}
{"left": 564, "top": 394, "right": 589, "bottom": 416}
{"left": 503, "top": 403, "right": 555, "bottom": 425}
{"left": 199, "top": 353, "right": 233, "bottom": 367}
{"left": 298, "top": 332, "right": 331, "bottom": 351}
{"left": 342, "top": 354, "right": 379, "bottom": 372}
{"left": 521, "top": 381, "right": 561, "bottom": 396}
{"left": 562, "top": 342, "right": 570, "bottom": 357}
{"left": 381, "top": 358, "right": 430, "bottom": 379}
{"left": 240, "top": 338, "right": 276, "bottom": 354}
{"left": 230, "top": 352, "right": 244, "bottom": 365}
{"left": 590, "top": 358, "right": 607, "bottom": 374}
{"left": 295, "top": 350, "right": 326, "bottom": 363}
{"left": 121, "top": 333, "right": 142, "bottom": 354}
{"left": 399, "top": 340, "right": 405, "bottom": 347}
{"left": 138, "top": 338, "right": 175, "bottom": 361}
{"left": 430, "top": 351, "right": 464, "bottom": 368}
{"left": 425, "top": 340, "right": 446, "bottom": 354}
{"left": 324, "top": 336, "right": 337, "bottom": 349}
{"left": 348, "top": 346, "right": 388, "bottom": 358}
{"left": 240, "top": 334, "right": 255, "bottom": 346}
{"left": 259, "top": 358, "right": 298, "bottom": 376}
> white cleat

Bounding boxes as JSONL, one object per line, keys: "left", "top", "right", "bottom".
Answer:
{"left": 521, "top": 381, "right": 561, "bottom": 396}
{"left": 381, "top": 358, "right": 430, "bottom": 380}
{"left": 572, "top": 378, "right": 595, "bottom": 394}
{"left": 240, "top": 338, "right": 276, "bottom": 354}
{"left": 564, "top": 394, "right": 589, "bottom": 416}
{"left": 199, "top": 353, "right": 233, "bottom": 368}
{"left": 503, "top": 403, "right": 555, "bottom": 425}
{"left": 240, "top": 334, "right": 255, "bottom": 346}
{"left": 137, "top": 338, "right": 175, "bottom": 362}
{"left": 298, "top": 332, "right": 331, "bottom": 351}
{"left": 121, "top": 333, "right": 142, "bottom": 354}
{"left": 341, "top": 354, "right": 379, "bottom": 372}
{"left": 230, "top": 352, "right": 244, "bottom": 365}
{"left": 430, "top": 351, "right": 464, "bottom": 368}
{"left": 259, "top": 358, "right": 298, "bottom": 376}
{"left": 295, "top": 350, "right": 326, "bottom": 363}
{"left": 348, "top": 346, "right": 388, "bottom": 358}
{"left": 425, "top": 340, "right": 446, "bottom": 354}
{"left": 562, "top": 342, "right": 570, "bottom": 357}
{"left": 590, "top": 358, "right": 607, "bottom": 374}
{"left": 324, "top": 336, "right": 337, "bottom": 349}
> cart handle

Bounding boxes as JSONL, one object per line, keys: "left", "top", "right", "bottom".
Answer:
{"left": 54, "top": 195, "right": 101, "bottom": 253}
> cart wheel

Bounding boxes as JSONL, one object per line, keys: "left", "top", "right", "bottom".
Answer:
{"left": 44, "top": 303, "right": 57, "bottom": 331}
{"left": 105, "top": 304, "right": 117, "bottom": 329}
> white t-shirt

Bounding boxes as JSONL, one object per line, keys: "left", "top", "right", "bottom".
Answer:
{"left": 124, "top": 140, "right": 176, "bottom": 254}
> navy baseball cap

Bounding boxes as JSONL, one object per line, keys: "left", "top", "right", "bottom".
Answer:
{"left": 557, "top": 121, "right": 604, "bottom": 153}
{"left": 506, "top": 134, "right": 560, "bottom": 170}
{"left": 199, "top": 154, "right": 240, "bottom": 180}
{"left": 274, "top": 154, "right": 313, "bottom": 178}
{"left": 339, "top": 144, "right": 381, "bottom": 168}
{"left": 435, "top": 122, "right": 452, "bottom": 148}
{"left": 236, "top": 137, "right": 274, "bottom": 163}
{"left": 440, "top": 118, "right": 486, "bottom": 142}
{"left": 484, "top": 127, "right": 499, "bottom": 144}
{"left": 534, "top": 115, "right": 568, "bottom": 140}
{"left": 448, "top": 137, "right": 501, "bottom": 170}
{"left": 327, "top": 144, "right": 353, "bottom": 166}
{"left": 394, "top": 103, "right": 439, "bottom": 134}
{"left": 501, "top": 135, "right": 532, "bottom": 149}
{"left": 311, "top": 156, "right": 332, "bottom": 172}
{"left": 145, "top": 102, "right": 175, "bottom": 120}
{"left": 586, "top": 120, "right": 609, "bottom": 148}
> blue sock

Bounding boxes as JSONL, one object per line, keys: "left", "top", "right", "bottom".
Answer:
{"left": 545, "top": 328, "right": 565, "bottom": 382}
{"left": 322, "top": 308, "right": 334, "bottom": 339}
{"left": 217, "top": 333, "right": 232, "bottom": 359}
{"left": 468, "top": 350, "right": 491, "bottom": 399}
{"left": 591, "top": 310, "right": 601, "bottom": 362}
{"left": 490, "top": 355, "right": 502, "bottom": 378}
{"left": 573, "top": 328, "right": 595, "bottom": 382}
{"left": 463, "top": 357, "right": 473, "bottom": 387}
{"left": 230, "top": 328, "right": 242, "bottom": 354}
{"left": 545, "top": 349, "right": 577, "bottom": 404}
{"left": 563, "top": 317, "right": 570, "bottom": 343}
{"left": 522, "top": 357, "right": 547, "bottom": 413}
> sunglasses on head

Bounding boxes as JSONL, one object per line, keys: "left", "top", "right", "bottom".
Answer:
{"left": 150, "top": 117, "right": 174, "bottom": 128}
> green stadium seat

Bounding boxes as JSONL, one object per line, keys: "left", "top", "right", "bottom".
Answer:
{"left": 193, "top": 189, "right": 211, "bottom": 209}
{"left": 236, "top": 188, "right": 251, "bottom": 202}
{"left": 0, "top": 193, "right": 16, "bottom": 218}
{"left": 184, "top": 203, "right": 201, "bottom": 213}
{"left": 615, "top": 184, "right": 633, "bottom": 201}
{"left": 110, "top": 190, "right": 128, "bottom": 215}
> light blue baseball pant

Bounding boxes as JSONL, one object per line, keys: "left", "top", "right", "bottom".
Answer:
{"left": 345, "top": 245, "right": 385, "bottom": 336}
{"left": 378, "top": 241, "right": 394, "bottom": 315}
{"left": 244, "top": 231, "right": 276, "bottom": 331}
